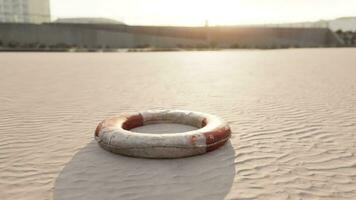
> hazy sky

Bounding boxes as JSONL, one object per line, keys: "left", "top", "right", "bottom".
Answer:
{"left": 51, "top": 0, "right": 356, "bottom": 26}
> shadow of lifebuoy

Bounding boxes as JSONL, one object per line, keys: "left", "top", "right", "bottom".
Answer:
{"left": 54, "top": 141, "right": 235, "bottom": 200}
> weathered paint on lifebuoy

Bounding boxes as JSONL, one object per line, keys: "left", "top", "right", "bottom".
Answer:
{"left": 95, "top": 110, "right": 231, "bottom": 158}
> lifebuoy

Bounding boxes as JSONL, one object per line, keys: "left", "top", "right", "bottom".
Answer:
{"left": 95, "top": 110, "right": 231, "bottom": 158}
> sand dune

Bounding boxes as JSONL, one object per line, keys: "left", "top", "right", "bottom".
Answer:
{"left": 1, "top": 49, "right": 356, "bottom": 200}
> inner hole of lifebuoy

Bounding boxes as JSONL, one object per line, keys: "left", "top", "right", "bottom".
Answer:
{"left": 131, "top": 122, "right": 198, "bottom": 134}
{"left": 122, "top": 115, "right": 206, "bottom": 134}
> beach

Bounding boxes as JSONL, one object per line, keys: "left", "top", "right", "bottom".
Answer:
{"left": 1, "top": 49, "right": 356, "bottom": 200}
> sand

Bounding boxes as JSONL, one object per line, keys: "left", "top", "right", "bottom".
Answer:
{"left": 0, "top": 49, "right": 356, "bottom": 200}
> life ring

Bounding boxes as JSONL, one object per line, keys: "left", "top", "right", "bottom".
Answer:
{"left": 95, "top": 110, "right": 231, "bottom": 158}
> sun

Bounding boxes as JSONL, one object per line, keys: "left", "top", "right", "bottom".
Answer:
{"left": 173, "top": 0, "right": 244, "bottom": 26}
{"left": 135, "top": 0, "right": 247, "bottom": 26}
{"left": 145, "top": 0, "right": 267, "bottom": 26}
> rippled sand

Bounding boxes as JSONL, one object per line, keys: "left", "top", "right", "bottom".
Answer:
{"left": 1, "top": 49, "right": 356, "bottom": 200}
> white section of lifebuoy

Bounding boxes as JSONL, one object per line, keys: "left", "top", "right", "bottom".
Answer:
{"left": 95, "top": 110, "right": 231, "bottom": 158}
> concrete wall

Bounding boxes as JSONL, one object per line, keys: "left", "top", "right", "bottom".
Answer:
{"left": 206, "top": 27, "right": 341, "bottom": 48}
{"left": 47, "top": 23, "right": 341, "bottom": 48}
{"left": 0, "top": 23, "right": 206, "bottom": 48}
{"left": 0, "top": 23, "right": 342, "bottom": 49}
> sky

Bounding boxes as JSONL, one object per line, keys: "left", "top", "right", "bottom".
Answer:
{"left": 51, "top": 0, "right": 356, "bottom": 26}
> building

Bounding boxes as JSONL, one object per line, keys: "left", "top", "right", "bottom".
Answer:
{"left": 0, "top": 0, "right": 50, "bottom": 23}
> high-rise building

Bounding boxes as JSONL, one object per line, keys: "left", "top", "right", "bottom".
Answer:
{"left": 0, "top": 0, "right": 50, "bottom": 23}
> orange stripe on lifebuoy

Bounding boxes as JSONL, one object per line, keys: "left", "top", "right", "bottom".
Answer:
{"left": 204, "top": 127, "right": 231, "bottom": 152}
{"left": 122, "top": 113, "right": 144, "bottom": 130}
{"left": 95, "top": 121, "right": 104, "bottom": 137}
